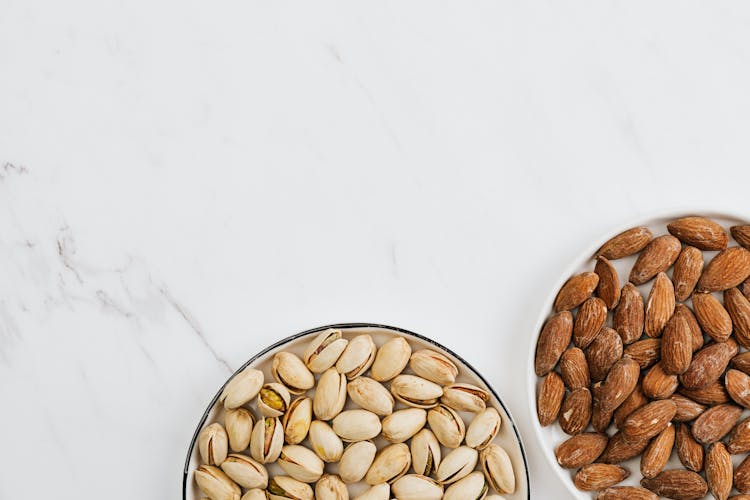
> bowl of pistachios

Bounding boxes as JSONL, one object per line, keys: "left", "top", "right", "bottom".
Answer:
{"left": 184, "top": 323, "right": 530, "bottom": 500}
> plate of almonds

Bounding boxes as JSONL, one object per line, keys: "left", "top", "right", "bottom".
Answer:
{"left": 185, "top": 323, "right": 530, "bottom": 500}
{"left": 529, "top": 211, "right": 750, "bottom": 500}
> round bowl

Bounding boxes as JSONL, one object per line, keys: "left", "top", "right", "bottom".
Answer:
{"left": 185, "top": 322, "right": 530, "bottom": 499}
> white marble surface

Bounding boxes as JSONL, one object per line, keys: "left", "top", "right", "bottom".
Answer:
{"left": 3, "top": 1, "right": 750, "bottom": 498}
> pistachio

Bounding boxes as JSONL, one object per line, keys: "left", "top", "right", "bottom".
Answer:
{"left": 314, "top": 474, "right": 349, "bottom": 500}
{"left": 266, "top": 476, "right": 313, "bottom": 500}
{"left": 443, "top": 471, "right": 489, "bottom": 500}
{"left": 339, "top": 440, "right": 377, "bottom": 483}
{"left": 427, "top": 404, "right": 465, "bottom": 449}
{"left": 257, "top": 383, "right": 291, "bottom": 418}
{"left": 332, "top": 409, "right": 382, "bottom": 442}
{"left": 282, "top": 397, "right": 312, "bottom": 445}
{"left": 441, "top": 383, "right": 489, "bottom": 413}
{"left": 410, "top": 429, "right": 442, "bottom": 476}
{"left": 381, "top": 408, "right": 427, "bottom": 443}
{"left": 409, "top": 349, "right": 458, "bottom": 385}
{"left": 336, "top": 334, "right": 377, "bottom": 379}
{"left": 303, "top": 329, "right": 348, "bottom": 373}
{"left": 276, "top": 444, "right": 324, "bottom": 483}
{"left": 365, "top": 443, "right": 412, "bottom": 484}
{"left": 353, "top": 483, "right": 390, "bottom": 500}
{"left": 220, "top": 454, "right": 268, "bottom": 489}
{"left": 480, "top": 444, "right": 515, "bottom": 494}
{"left": 199, "top": 423, "right": 229, "bottom": 466}
{"left": 370, "top": 337, "right": 412, "bottom": 382}
{"left": 313, "top": 368, "right": 347, "bottom": 421}
{"left": 437, "top": 446, "right": 479, "bottom": 484}
{"left": 240, "top": 490, "right": 266, "bottom": 500}
{"left": 390, "top": 375, "right": 443, "bottom": 409}
{"left": 250, "top": 417, "right": 283, "bottom": 464}
{"left": 220, "top": 366, "right": 264, "bottom": 409}
{"left": 391, "top": 474, "right": 444, "bottom": 500}
{"left": 308, "top": 420, "right": 344, "bottom": 462}
{"left": 195, "top": 465, "right": 241, "bottom": 500}
{"left": 272, "top": 352, "right": 315, "bottom": 395}
{"left": 465, "top": 408, "right": 502, "bottom": 450}
{"left": 347, "top": 377, "right": 394, "bottom": 416}
{"left": 225, "top": 408, "right": 255, "bottom": 452}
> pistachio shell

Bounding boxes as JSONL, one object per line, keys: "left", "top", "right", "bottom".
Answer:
{"left": 240, "top": 490, "right": 266, "bottom": 500}
{"left": 443, "top": 471, "right": 489, "bottom": 500}
{"left": 441, "top": 383, "right": 489, "bottom": 413}
{"left": 339, "top": 440, "right": 377, "bottom": 483}
{"left": 481, "top": 444, "right": 516, "bottom": 494}
{"left": 272, "top": 352, "right": 315, "bottom": 394}
{"left": 371, "top": 337, "right": 412, "bottom": 382}
{"left": 410, "top": 429, "right": 442, "bottom": 476}
{"left": 220, "top": 454, "right": 268, "bottom": 489}
{"left": 313, "top": 368, "right": 347, "bottom": 421}
{"left": 381, "top": 408, "right": 427, "bottom": 443}
{"left": 347, "top": 377, "right": 394, "bottom": 416}
{"left": 250, "top": 417, "right": 283, "bottom": 464}
{"left": 353, "top": 483, "right": 390, "bottom": 500}
{"left": 314, "top": 474, "right": 349, "bottom": 500}
{"left": 427, "top": 404, "right": 465, "bottom": 449}
{"left": 225, "top": 408, "right": 255, "bottom": 452}
{"left": 409, "top": 349, "right": 458, "bottom": 385}
{"left": 332, "top": 409, "right": 382, "bottom": 442}
{"left": 437, "top": 446, "right": 479, "bottom": 484}
{"left": 365, "top": 443, "right": 412, "bottom": 485}
{"left": 390, "top": 375, "right": 443, "bottom": 409}
{"left": 266, "top": 475, "right": 313, "bottom": 500}
{"left": 391, "top": 474, "right": 444, "bottom": 500}
{"left": 308, "top": 420, "right": 344, "bottom": 463}
{"left": 465, "top": 408, "right": 502, "bottom": 450}
{"left": 257, "top": 383, "right": 291, "bottom": 418}
{"left": 195, "top": 465, "right": 241, "bottom": 500}
{"left": 336, "top": 334, "right": 377, "bottom": 379}
{"left": 220, "top": 367, "right": 264, "bottom": 409}
{"left": 303, "top": 329, "right": 348, "bottom": 373}
{"left": 282, "top": 396, "right": 312, "bottom": 445}
{"left": 277, "top": 444, "right": 324, "bottom": 483}
{"left": 199, "top": 423, "right": 229, "bottom": 466}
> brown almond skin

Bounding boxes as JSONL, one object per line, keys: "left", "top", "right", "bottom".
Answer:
{"left": 555, "top": 272, "right": 600, "bottom": 312}
{"left": 676, "top": 423, "right": 704, "bottom": 472}
{"left": 535, "top": 311, "right": 574, "bottom": 376}
{"left": 614, "top": 383, "right": 648, "bottom": 429}
{"left": 597, "top": 357, "right": 640, "bottom": 412}
{"left": 591, "top": 390, "right": 615, "bottom": 433}
{"left": 674, "top": 304, "right": 704, "bottom": 352}
{"left": 730, "top": 496, "right": 750, "bottom": 500}
{"left": 736, "top": 455, "right": 750, "bottom": 493}
{"left": 624, "top": 338, "right": 662, "bottom": 369}
{"left": 680, "top": 339, "right": 739, "bottom": 390}
{"left": 673, "top": 246, "right": 704, "bottom": 302}
{"left": 574, "top": 297, "right": 608, "bottom": 348}
{"left": 559, "top": 347, "right": 590, "bottom": 389}
{"left": 597, "top": 226, "right": 654, "bottom": 260}
{"left": 555, "top": 432, "right": 608, "bottom": 468}
{"left": 642, "top": 362, "right": 678, "bottom": 399}
{"left": 667, "top": 216, "right": 729, "bottom": 251}
{"left": 732, "top": 225, "right": 750, "bottom": 250}
{"left": 586, "top": 327, "right": 623, "bottom": 382}
{"left": 597, "top": 486, "right": 658, "bottom": 500}
{"left": 705, "top": 442, "right": 732, "bottom": 500}
{"left": 599, "top": 431, "right": 650, "bottom": 464}
{"left": 726, "top": 369, "right": 750, "bottom": 408}
{"left": 640, "top": 423, "right": 675, "bottom": 479}
{"left": 661, "top": 313, "right": 693, "bottom": 375}
{"left": 630, "top": 235, "right": 682, "bottom": 285}
{"left": 726, "top": 288, "right": 750, "bottom": 348}
{"left": 692, "top": 403, "right": 743, "bottom": 445}
{"left": 733, "top": 351, "right": 750, "bottom": 375}
{"left": 671, "top": 394, "right": 706, "bottom": 422}
{"left": 559, "top": 387, "right": 592, "bottom": 435}
{"left": 644, "top": 272, "right": 676, "bottom": 337}
{"left": 537, "top": 371, "right": 564, "bottom": 426}
{"left": 574, "top": 463, "right": 630, "bottom": 491}
{"left": 641, "top": 469, "right": 708, "bottom": 500}
{"left": 692, "top": 292, "right": 733, "bottom": 343}
{"left": 728, "top": 417, "right": 750, "bottom": 454}
{"left": 614, "top": 282, "right": 645, "bottom": 344}
{"left": 698, "top": 246, "right": 750, "bottom": 293}
{"left": 742, "top": 276, "right": 750, "bottom": 301}
{"left": 596, "top": 256, "right": 621, "bottom": 309}
{"left": 679, "top": 381, "right": 730, "bottom": 405}
{"left": 622, "top": 399, "right": 677, "bottom": 443}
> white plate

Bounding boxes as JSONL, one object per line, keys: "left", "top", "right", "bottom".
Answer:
{"left": 185, "top": 323, "right": 530, "bottom": 499}
{"left": 527, "top": 209, "right": 750, "bottom": 499}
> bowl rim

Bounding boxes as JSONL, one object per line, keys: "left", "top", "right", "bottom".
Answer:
{"left": 526, "top": 207, "right": 750, "bottom": 499}
{"left": 184, "top": 322, "right": 531, "bottom": 499}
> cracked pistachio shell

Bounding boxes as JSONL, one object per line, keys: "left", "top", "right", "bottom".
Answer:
{"left": 303, "top": 329, "right": 348, "bottom": 373}
{"left": 347, "top": 377, "right": 394, "bottom": 416}
{"left": 480, "top": 444, "right": 515, "bottom": 494}
{"left": 195, "top": 465, "right": 241, "bottom": 500}
{"left": 365, "top": 443, "right": 411, "bottom": 485}
{"left": 370, "top": 337, "right": 411, "bottom": 382}
{"left": 410, "top": 429, "right": 441, "bottom": 476}
{"left": 282, "top": 396, "right": 312, "bottom": 445}
{"left": 443, "top": 471, "right": 489, "bottom": 500}
{"left": 353, "top": 483, "right": 390, "bottom": 500}
{"left": 390, "top": 375, "right": 443, "bottom": 409}
{"left": 427, "top": 404, "right": 465, "bottom": 449}
{"left": 332, "top": 409, "right": 382, "bottom": 442}
{"left": 314, "top": 474, "right": 349, "bottom": 500}
{"left": 220, "top": 367, "right": 264, "bottom": 410}
{"left": 220, "top": 454, "right": 268, "bottom": 489}
{"left": 308, "top": 420, "right": 344, "bottom": 463}
{"left": 257, "top": 383, "right": 291, "bottom": 418}
{"left": 339, "top": 441, "right": 377, "bottom": 483}
{"left": 441, "top": 383, "right": 489, "bottom": 413}
{"left": 250, "top": 417, "right": 283, "bottom": 464}
{"left": 381, "top": 408, "right": 427, "bottom": 443}
{"left": 336, "top": 334, "right": 376, "bottom": 379}
{"left": 240, "top": 490, "right": 266, "bottom": 500}
{"left": 199, "top": 423, "right": 229, "bottom": 466}
{"left": 409, "top": 349, "right": 458, "bottom": 386}
{"left": 266, "top": 476, "right": 313, "bottom": 500}
{"left": 436, "top": 446, "right": 478, "bottom": 484}
{"left": 272, "top": 352, "right": 315, "bottom": 395}
{"left": 465, "top": 408, "right": 502, "bottom": 450}
{"left": 277, "top": 445, "right": 324, "bottom": 483}
{"left": 225, "top": 408, "right": 255, "bottom": 452}
{"left": 313, "top": 368, "right": 347, "bottom": 421}
{"left": 391, "top": 474, "right": 444, "bottom": 500}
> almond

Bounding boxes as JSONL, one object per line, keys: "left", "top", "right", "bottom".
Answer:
{"left": 725, "top": 287, "right": 750, "bottom": 348}
{"left": 624, "top": 338, "right": 661, "bottom": 369}
{"left": 574, "top": 463, "right": 630, "bottom": 491}
{"left": 586, "top": 327, "right": 623, "bottom": 382}
{"left": 692, "top": 403, "right": 743, "bottom": 444}
{"left": 599, "top": 431, "right": 650, "bottom": 464}
{"left": 726, "top": 369, "right": 750, "bottom": 409}
{"left": 560, "top": 347, "right": 590, "bottom": 389}
{"left": 644, "top": 272, "right": 675, "bottom": 337}
{"left": 537, "top": 371, "right": 565, "bottom": 426}
{"left": 661, "top": 313, "right": 692, "bottom": 375}
{"left": 736, "top": 455, "right": 750, "bottom": 494}
{"left": 559, "top": 387, "right": 592, "bottom": 435}
{"left": 554, "top": 432, "right": 608, "bottom": 468}
{"left": 630, "top": 235, "right": 682, "bottom": 286}
{"left": 596, "top": 226, "right": 654, "bottom": 260}
{"left": 674, "top": 304, "right": 704, "bottom": 352}
{"left": 742, "top": 276, "right": 750, "bottom": 300}
{"left": 680, "top": 340, "right": 738, "bottom": 390}
{"left": 622, "top": 399, "right": 677, "bottom": 443}
{"left": 676, "top": 423, "right": 704, "bottom": 472}
{"left": 705, "top": 442, "right": 732, "bottom": 500}
{"left": 591, "top": 392, "right": 615, "bottom": 433}
{"left": 671, "top": 394, "right": 706, "bottom": 422}
{"left": 597, "top": 357, "right": 640, "bottom": 412}
{"left": 692, "top": 292, "right": 733, "bottom": 343}
{"left": 733, "top": 351, "right": 750, "bottom": 375}
{"left": 555, "top": 271, "right": 600, "bottom": 312}
{"left": 697, "top": 246, "right": 750, "bottom": 293}
{"left": 640, "top": 469, "right": 708, "bottom": 500}
{"left": 679, "top": 381, "right": 730, "bottom": 405}
{"left": 614, "top": 383, "right": 648, "bottom": 429}
{"left": 728, "top": 417, "right": 750, "bottom": 454}
{"left": 574, "top": 297, "right": 608, "bottom": 348}
{"left": 667, "top": 216, "right": 728, "bottom": 251}
{"left": 673, "top": 246, "right": 704, "bottom": 302}
{"left": 642, "top": 362, "right": 678, "bottom": 399}
{"left": 731, "top": 225, "right": 750, "bottom": 250}
{"left": 728, "top": 495, "right": 750, "bottom": 500}
{"left": 534, "top": 311, "right": 574, "bottom": 376}
{"left": 614, "top": 282, "right": 645, "bottom": 344}
{"left": 640, "top": 423, "right": 675, "bottom": 479}
{"left": 596, "top": 256, "right": 621, "bottom": 309}
{"left": 596, "top": 486, "right": 658, "bottom": 500}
